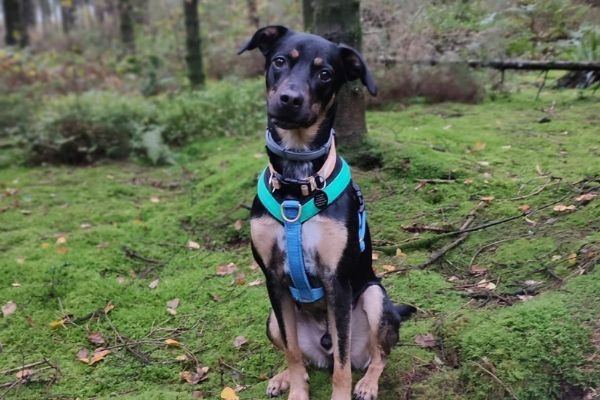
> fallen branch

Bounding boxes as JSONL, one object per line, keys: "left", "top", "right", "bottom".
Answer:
{"left": 510, "top": 176, "right": 562, "bottom": 201}
{"left": 417, "top": 201, "right": 486, "bottom": 269}
{"left": 473, "top": 361, "right": 520, "bottom": 400}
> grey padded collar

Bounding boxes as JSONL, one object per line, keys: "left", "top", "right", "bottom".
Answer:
{"left": 265, "top": 128, "right": 334, "bottom": 161}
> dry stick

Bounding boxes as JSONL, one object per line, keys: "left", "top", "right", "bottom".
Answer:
{"left": 468, "top": 235, "right": 530, "bottom": 268}
{"left": 0, "top": 360, "right": 48, "bottom": 376}
{"left": 510, "top": 176, "right": 561, "bottom": 201}
{"left": 474, "top": 361, "right": 520, "bottom": 400}
{"left": 416, "top": 201, "right": 486, "bottom": 269}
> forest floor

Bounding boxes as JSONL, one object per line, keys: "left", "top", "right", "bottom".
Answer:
{"left": 1, "top": 76, "right": 599, "bottom": 399}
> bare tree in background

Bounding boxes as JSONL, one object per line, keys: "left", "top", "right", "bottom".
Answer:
{"left": 4, "top": 0, "right": 30, "bottom": 47}
{"left": 118, "top": 0, "right": 135, "bottom": 53}
{"left": 184, "top": 0, "right": 205, "bottom": 88}
{"left": 304, "top": 0, "right": 368, "bottom": 147}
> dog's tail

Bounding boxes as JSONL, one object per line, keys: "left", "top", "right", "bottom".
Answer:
{"left": 395, "top": 304, "right": 417, "bottom": 320}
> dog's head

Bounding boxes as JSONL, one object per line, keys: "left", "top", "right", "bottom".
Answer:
{"left": 239, "top": 26, "right": 377, "bottom": 131}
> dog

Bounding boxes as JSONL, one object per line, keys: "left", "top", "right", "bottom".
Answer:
{"left": 239, "top": 26, "right": 415, "bottom": 400}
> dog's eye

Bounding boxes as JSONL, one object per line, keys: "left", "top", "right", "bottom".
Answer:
{"left": 318, "top": 70, "right": 332, "bottom": 83}
{"left": 272, "top": 57, "right": 286, "bottom": 68}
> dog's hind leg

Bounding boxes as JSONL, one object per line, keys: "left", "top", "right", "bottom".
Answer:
{"left": 352, "top": 285, "right": 388, "bottom": 400}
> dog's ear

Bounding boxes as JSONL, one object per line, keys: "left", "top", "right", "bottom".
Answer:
{"left": 238, "top": 25, "right": 289, "bottom": 56}
{"left": 338, "top": 43, "right": 377, "bottom": 96}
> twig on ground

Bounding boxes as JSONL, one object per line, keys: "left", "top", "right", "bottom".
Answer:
{"left": 468, "top": 235, "right": 530, "bottom": 268}
{"left": 122, "top": 246, "right": 163, "bottom": 265}
{"left": 474, "top": 361, "right": 520, "bottom": 400}
{"left": 511, "top": 176, "right": 562, "bottom": 201}
{"left": 417, "top": 201, "right": 486, "bottom": 269}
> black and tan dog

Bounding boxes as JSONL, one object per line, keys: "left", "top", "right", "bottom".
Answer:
{"left": 239, "top": 26, "right": 414, "bottom": 400}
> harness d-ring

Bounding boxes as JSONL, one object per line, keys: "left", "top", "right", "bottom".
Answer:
{"left": 281, "top": 201, "right": 302, "bottom": 223}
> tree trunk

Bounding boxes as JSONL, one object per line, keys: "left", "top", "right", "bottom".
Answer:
{"left": 305, "top": 0, "right": 367, "bottom": 147}
{"left": 246, "top": 0, "right": 259, "bottom": 29}
{"left": 118, "top": 0, "right": 135, "bottom": 53}
{"left": 61, "top": 0, "right": 76, "bottom": 35}
{"left": 3, "top": 0, "right": 18, "bottom": 45}
{"left": 184, "top": 0, "right": 205, "bottom": 88}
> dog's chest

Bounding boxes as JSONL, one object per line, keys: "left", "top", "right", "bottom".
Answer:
{"left": 251, "top": 213, "right": 348, "bottom": 278}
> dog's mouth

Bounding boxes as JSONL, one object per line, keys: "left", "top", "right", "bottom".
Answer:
{"left": 269, "top": 113, "right": 317, "bottom": 131}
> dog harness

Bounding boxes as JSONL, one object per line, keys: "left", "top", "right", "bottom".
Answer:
{"left": 257, "top": 133, "right": 367, "bottom": 303}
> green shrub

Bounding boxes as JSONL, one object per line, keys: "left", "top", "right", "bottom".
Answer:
{"left": 25, "top": 91, "right": 154, "bottom": 164}
{"left": 156, "top": 79, "right": 264, "bottom": 146}
{"left": 0, "top": 94, "right": 36, "bottom": 136}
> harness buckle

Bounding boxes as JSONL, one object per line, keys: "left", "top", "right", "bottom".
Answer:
{"left": 281, "top": 200, "right": 302, "bottom": 223}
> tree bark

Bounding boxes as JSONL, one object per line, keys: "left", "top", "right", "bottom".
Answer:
{"left": 184, "top": 0, "right": 205, "bottom": 88}
{"left": 118, "top": 0, "right": 135, "bottom": 53}
{"left": 246, "top": 0, "right": 259, "bottom": 29}
{"left": 3, "top": 0, "right": 30, "bottom": 47}
{"left": 61, "top": 0, "right": 76, "bottom": 36}
{"left": 304, "top": 0, "right": 367, "bottom": 147}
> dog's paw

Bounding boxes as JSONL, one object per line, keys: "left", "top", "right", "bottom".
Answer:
{"left": 266, "top": 370, "right": 290, "bottom": 397}
{"left": 353, "top": 376, "right": 378, "bottom": 400}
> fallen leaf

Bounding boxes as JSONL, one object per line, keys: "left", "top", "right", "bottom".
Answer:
{"left": 470, "top": 265, "right": 487, "bottom": 276}
{"left": 414, "top": 333, "right": 438, "bottom": 348}
{"left": 11, "top": 282, "right": 21, "bottom": 287}
{"left": 524, "top": 216, "right": 538, "bottom": 226}
{"left": 371, "top": 252, "right": 380, "bottom": 261}
{"left": 480, "top": 196, "right": 495, "bottom": 204}
{"left": 414, "top": 180, "right": 427, "bottom": 191}
{"left": 49, "top": 316, "right": 71, "bottom": 329}
{"left": 575, "top": 193, "right": 596, "bottom": 204}
{"left": 395, "top": 248, "right": 407, "bottom": 258}
{"left": 235, "top": 272, "right": 246, "bottom": 286}
{"left": 16, "top": 256, "right": 25, "bottom": 265}
{"left": 89, "top": 348, "right": 111, "bottom": 365}
{"left": 80, "top": 223, "right": 93, "bottom": 229}
{"left": 382, "top": 265, "right": 396, "bottom": 272}
{"left": 192, "top": 391, "right": 205, "bottom": 399}
{"left": 233, "top": 220, "right": 243, "bottom": 231}
{"left": 2, "top": 301, "right": 17, "bottom": 317}
{"left": 56, "top": 235, "right": 67, "bottom": 245}
{"left": 567, "top": 253, "right": 577, "bottom": 265}
{"left": 518, "top": 204, "right": 531, "bottom": 213}
{"left": 216, "top": 263, "right": 237, "bottom": 276}
{"left": 167, "top": 298, "right": 180, "bottom": 315}
{"left": 477, "top": 161, "right": 490, "bottom": 168}
{"left": 104, "top": 302, "right": 115, "bottom": 314}
{"left": 220, "top": 387, "right": 239, "bottom": 400}
{"left": 164, "top": 338, "right": 180, "bottom": 347}
{"left": 473, "top": 142, "right": 486, "bottom": 152}
{"left": 249, "top": 261, "right": 259, "bottom": 271}
{"left": 15, "top": 369, "right": 34, "bottom": 380}
{"left": 148, "top": 278, "right": 160, "bottom": 289}
{"left": 181, "top": 367, "right": 209, "bottom": 385}
{"left": 476, "top": 279, "right": 496, "bottom": 290}
{"left": 447, "top": 275, "right": 461, "bottom": 282}
{"left": 150, "top": 196, "right": 160, "bottom": 203}
{"left": 247, "top": 278, "right": 263, "bottom": 287}
{"left": 88, "top": 332, "right": 105, "bottom": 345}
{"left": 233, "top": 336, "right": 248, "bottom": 349}
{"left": 553, "top": 204, "right": 576, "bottom": 212}
{"left": 463, "top": 179, "right": 473, "bottom": 185}
{"left": 56, "top": 246, "right": 69, "bottom": 255}
{"left": 77, "top": 348, "right": 90, "bottom": 363}
{"left": 187, "top": 240, "right": 201, "bottom": 250}
{"left": 517, "top": 294, "right": 534, "bottom": 301}
{"left": 175, "top": 354, "right": 188, "bottom": 362}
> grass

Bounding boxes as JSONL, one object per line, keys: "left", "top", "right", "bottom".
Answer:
{"left": 1, "top": 77, "right": 599, "bottom": 399}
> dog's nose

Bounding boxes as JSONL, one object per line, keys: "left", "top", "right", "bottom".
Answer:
{"left": 279, "top": 90, "right": 304, "bottom": 109}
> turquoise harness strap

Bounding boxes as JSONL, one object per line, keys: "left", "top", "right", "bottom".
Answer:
{"left": 257, "top": 158, "right": 352, "bottom": 224}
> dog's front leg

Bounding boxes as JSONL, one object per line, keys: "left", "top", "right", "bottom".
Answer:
{"left": 327, "top": 276, "right": 353, "bottom": 400}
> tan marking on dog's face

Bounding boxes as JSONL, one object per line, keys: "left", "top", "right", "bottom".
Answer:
{"left": 290, "top": 48, "right": 300, "bottom": 59}
{"left": 250, "top": 215, "right": 281, "bottom": 268}
{"left": 313, "top": 57, "right": 323, "bottom": 67}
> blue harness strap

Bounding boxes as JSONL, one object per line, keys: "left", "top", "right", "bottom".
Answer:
{"left": 257, "top": 158, "right": 367, "bottom": 303}
{"left": 281, "top": 200, "right": 324, "bottom": 303}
